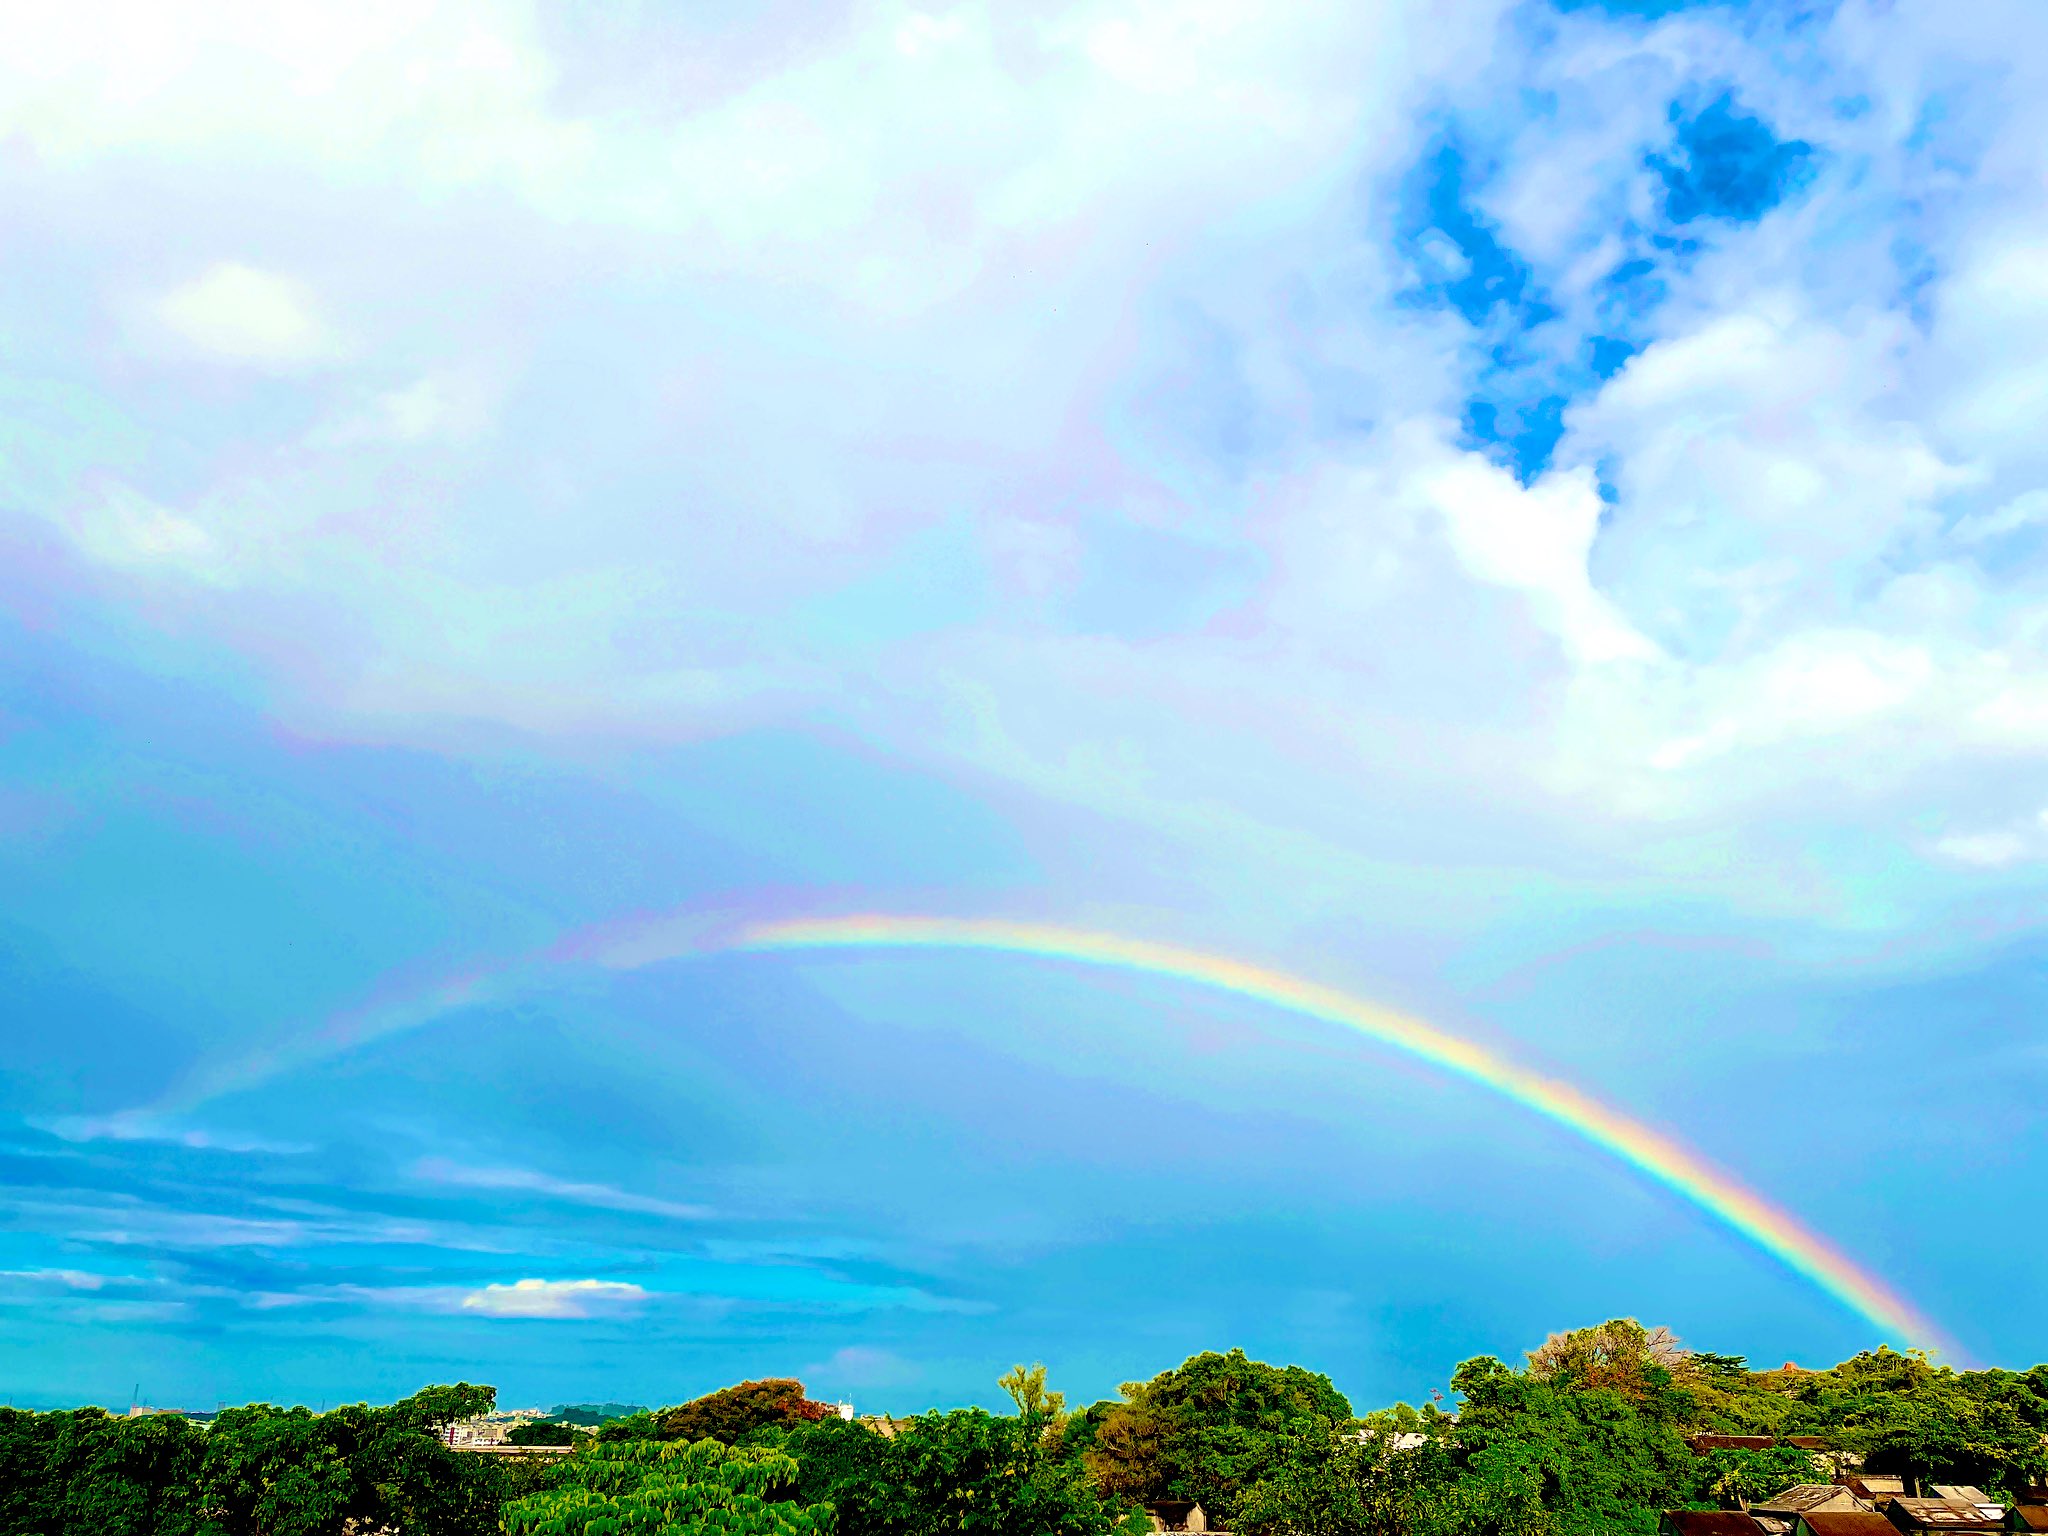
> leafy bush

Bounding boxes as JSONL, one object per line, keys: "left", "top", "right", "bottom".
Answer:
{"left": 501, "top": 1439, "right": 832, "bottom": 1536}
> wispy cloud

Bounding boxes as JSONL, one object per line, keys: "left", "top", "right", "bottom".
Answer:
{"left": 0, "top": 1268, "right": 112, "bottom": 1296}
{"left": 38, "top": 1114, "right": 311, "bottom": 1155}
{"left": 411, "top": 1158, "right": 712, "bottom": 1221}
{"left": 8, "top": 1192, "right": 510, "bottom": 1257}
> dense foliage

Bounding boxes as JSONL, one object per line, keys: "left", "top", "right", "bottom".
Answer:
{"left": 1081, "top": 1347, "right": 1355, "bottom": 1525}
{"left": 550, "top": 1404, "right": 648, "bottom": 1428}
{"left": 0, "top": 1383, "right": 550, "bottom": 1536}
{"left": 773, "top": 1405, "right": 1147, "bottom": 1536}
{"left": 1231, "top": 1322, "right": 2048, "bottom": 1536}
{"left": 653, "top": 1380, "right": 837, "bottom": 1446}
{"left": 502, "top": 1439, "right": 832, "bottom": 1536}
{"left": 508, "top": 1422, "right": 582, "bottom": 1447}
{"left": 7, "top": 1326, "right": 2046, "bottom": 1536}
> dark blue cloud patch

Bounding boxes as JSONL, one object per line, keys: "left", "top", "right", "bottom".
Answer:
{"left": 1654, "top": 94, "right": 1815, "bottom": 225}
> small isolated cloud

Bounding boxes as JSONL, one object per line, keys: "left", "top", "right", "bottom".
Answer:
{"left": 413, "top": 1158, "right": 712, "bottom": 1220}
{"left": 155, "top": 262, "right": 337, "bottom": 366}
{"left": 1929, "top": 809, "right": 2048, "bottom": 869}
{"left": 801, "top": 1345, "right": 922, "bottom": 1391}
{"left": 61, "top": 483, "right": 226, "bottom": 585}
{"left": 317, "top": 372, "right": 499, "bottom": 446}
{"left": 1933, "top": 831, "right": 2030, "bottom": 868}
{"left": 459, "top": 1278, "right": 648, "bottom": 1319}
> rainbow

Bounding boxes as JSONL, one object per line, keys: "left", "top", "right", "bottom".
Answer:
{"left": 714, "top": 915, "right": 1947, "bottom": 1354}
{"left": 152, "top": 906, "right": 1951, "bottom": 1354}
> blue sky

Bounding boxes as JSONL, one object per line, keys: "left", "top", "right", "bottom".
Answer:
{"left": 5, "top": 0, "right": 2048, "bottom": 1414}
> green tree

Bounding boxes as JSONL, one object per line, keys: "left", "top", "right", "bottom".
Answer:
{"left": 1085, "top": 1348, "right": 1354, "bottom": 1526}
{"left": 782, "top": 1417, "right": 1146, "bottom": 1536}
{"left": 501, "top": 1439, "right": 832, "bottom": 1536}
{"left": 9, "top": 1408, "right": 207, "bottom": 1536}
{"left": 193, "top": 1405, "right": 356, "bottom": 1536}
{"left": 1451, "top": 1350, "right": 1697, "bottom": 1536}
{"left": 190, "top": 1388, "right": 529, "bottom": 1536}
{"left": 1752, "top": 1349, "right": 2048, "bottom": 1493}
{"left": 1525, "top": 1321, "right": 1689, "bottom": 1404}
{"left": 384, "top": 1382, "right": 498, "bottom": 1434}
{"left": 508, "top": 1421, "right": 580, "bottom": 1447}
{"left": 657, "top": 1381, "right": 834, "bottom": 1445}
{"left": 1000, "top": 1363, "right": 1069, "bottom": 1427}
{"left": 1237, "top": 1419, "right": 1545, "bottom": 1536}
{"left": 1695, "top": 1446, "right": 1825, "bottom": 1506}
{"left": 781, "top": 1373, "right": 1146, "bottom": 1536}
{"left": 1233, "top": 1325, "right": 1719, "bottom": 1536}
{"left": 552, "top": 1404, "right": 648, "bottom": 1428}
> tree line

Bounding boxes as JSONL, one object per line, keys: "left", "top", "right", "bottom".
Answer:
{"left": 5, "top": 1320, "right": 2047, "bottom": 1536}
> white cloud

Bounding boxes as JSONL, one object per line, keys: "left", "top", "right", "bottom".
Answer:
{"left": 1421, "top": 454, "right": 1657, "bottom": 665}
{"left": 1933, "top": 830, "right": 2030, "bottom": 868}
{"left": 13, "top": 0, "right": 2048, "bottom": 935}
{"left": 0, "top": 1, "right": 571, "bottom": 186}
{"left": 0, "top": 0, "right": 1510, "bottom": 305}
{"left": 460, "top": 1277, "right": 647, "bottom": 1319}
{"left": 61, "top": 484, "right": 225, "bottom": 583}
{"left": 155, "top": 262, "right": 337, "bottom": 366}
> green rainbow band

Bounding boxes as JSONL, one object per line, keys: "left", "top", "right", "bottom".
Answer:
{"left": 719, "top": 913, "right": 1949, "bottom": 1355}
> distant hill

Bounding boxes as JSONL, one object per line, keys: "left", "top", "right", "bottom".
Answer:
{"left": 548, "top": 1401, "right": 648, "bottom": 1426}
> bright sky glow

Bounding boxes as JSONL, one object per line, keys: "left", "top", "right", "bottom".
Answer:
{"left": 4, "top": 0, "right": 2047, "bottom": 1411}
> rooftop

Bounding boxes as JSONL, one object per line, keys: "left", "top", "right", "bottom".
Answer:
{"left": 1801, "top": 1514, "right": 1907, "bottom": 1536}
{"left": 1884, "top": 1499, "right": 2003, "bottom": 1532}
{"left": 1757, "top": 1487, "right": 1864, "bottom": 1515}
{"left": 1662, "top": 1512, "right": 1770, "bottom": 1536}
